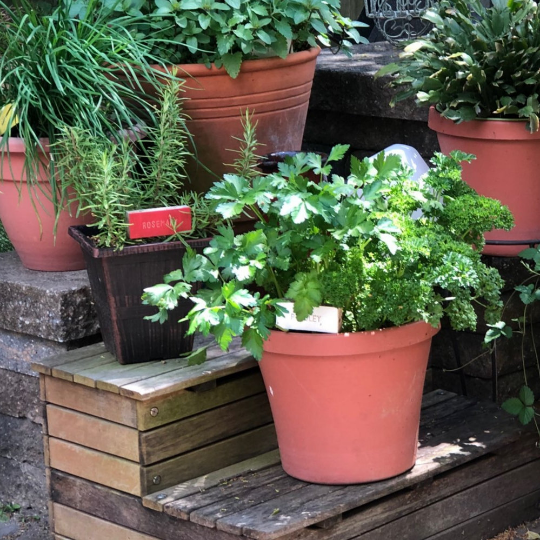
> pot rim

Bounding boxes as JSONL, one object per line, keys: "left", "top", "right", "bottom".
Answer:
{"left": 1, "top": 137, "right": 51, "bottom": 154}
{"left": 150, "top": 47, "right": 320, "bottom": 78}
{"left": 263, "top": 320, "right": 440, "bottom": 357}
{"left": 428, "top": 107, "right": 540, "bottom": 141}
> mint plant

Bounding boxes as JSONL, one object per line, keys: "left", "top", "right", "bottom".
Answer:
{"left": 64, "top": 0, "right": 366, "bottom": 77}
{"left": 143, "top": 145, "right": 513, "bottom": 360}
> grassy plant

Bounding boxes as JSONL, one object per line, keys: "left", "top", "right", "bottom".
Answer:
{"left": 55, "top": 79, "right": 220, "bottom": 249}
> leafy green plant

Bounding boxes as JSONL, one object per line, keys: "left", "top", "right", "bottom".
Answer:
{"left": 0, "top": 0, "right": 167, "bottom": 210}
{"left": 485, "top": 245, "right": 540, "bottom": 437}
{"left": 0, "top": 502, "right": 20, "bottom": 523}
{"left": 65, "top": 0, "right": 367, "bottom": 77}
{"left": 377, "top": 0, "right": 540, "bottom": 132}
{"left": 55, "top": 78, "right": 220, "bottom": 248}
{"left": 143, "top": 143, "right": 513, "bottom": 360}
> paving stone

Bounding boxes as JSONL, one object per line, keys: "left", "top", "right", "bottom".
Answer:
{"left": 0, "top": 252, "right": 98, "bottom": 342}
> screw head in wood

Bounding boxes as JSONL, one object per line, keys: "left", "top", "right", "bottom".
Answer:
{"left": 150, "top": 407, "right": 159, "bottom": 417}
{"left": 152, "top": 475, "right": 161, "bottom": 485}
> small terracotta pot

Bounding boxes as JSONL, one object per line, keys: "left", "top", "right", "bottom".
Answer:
{"left": 259, "top": 321, "right": 440, "bottom": 484}
{"left": 0, "top": 138, "right": 91, "bottom": 271}
{"left": 428, "top": 107, "right": 540, "bottom": 256}
{"left": 145, "top": 49, "right": 320, "bottom": 193}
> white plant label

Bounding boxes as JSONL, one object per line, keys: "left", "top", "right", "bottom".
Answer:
{"left": 276, "top": 303, "right": 342, "bottom": 334}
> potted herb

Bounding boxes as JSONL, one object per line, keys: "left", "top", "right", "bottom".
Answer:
{"left": 67, "top": 0, "right": 367, "bottom": 193}
{"left": 60, "top": 79, "right": 221, "bottom": 364}
{"left": 0, "top": 0, "right": 166, "bottom": 271}
{"left": 376, "top": 0, "right": 540, "bottom": 256}
{"left": 143, "top": 145, "right": 513, "bottom": 483}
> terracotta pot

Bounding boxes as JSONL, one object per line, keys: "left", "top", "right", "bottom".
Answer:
{"left": 428, "top": 107, "right": 540, "bottom": 256}
{"left": 148, "top": 48, "right": 320, "bottom": 193}
{"left": 259, "top": 321, "right": 440, "bottom": 484}
{"left": 0, "top": 138, "right": 91, "bottom": 271}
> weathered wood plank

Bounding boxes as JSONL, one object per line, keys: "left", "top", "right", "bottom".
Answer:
{"left": 140, "top": 392, "right": 273, "bottom": 465}
{"left": 47, "top": 405, "right": 140, "bottom": 462}
{"left": 53, "top": 504, "right": 160, "bottom": 540}
{"left": 51, "top": 470, "right": 243, "bottom": 540}
{"left": 142, "top": 424, "right": 278, "bottom": 495}
{"left": 345, "top": 458, "right": 540, "bottom": 540}
{"left": 73, "top": 359, "right": 165, "bottom": 389}
{"left": 31, "top": 342, "right": 107, "bottom": 376}
{"left": 121, "top": 348, "right": 257, "bottom": 400}
{"left": 166, "top": 466, "right": 288, "bottom": 520}
{"left": 286, "top": 435, "right": 540, "bottom": 540}
{"left": 190, "top": 472, "right": 307, "bottom": 528}
{"left": 417, "top": 389, "right": 457, "bottom": 410}
{"left": 212, "top": 401, "right": 521, "bottom": 539}
{"left": 143, "top": 450, "right": 281, "bottom": 512}
{"left": 425, "top": 489, "right": 540, "bottom": 540}
{"left": 136, "top": 370, "right": 265, "bottom": 431}
{"left": 44, "top": 377, "right": 138, "bottom": 428}
{"left": 52, "top": 354, "right": 116, "bottom": 382}
{"left": 49, "top": 438, "right": 141, "bottom": 496}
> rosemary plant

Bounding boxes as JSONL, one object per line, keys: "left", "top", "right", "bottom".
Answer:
{"left": 55, "top": 79, "right": 220, "bottom": 249}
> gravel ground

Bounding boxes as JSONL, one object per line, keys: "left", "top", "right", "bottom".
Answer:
{"left": 490, "top": 519, "right": 540, "bottom": 540}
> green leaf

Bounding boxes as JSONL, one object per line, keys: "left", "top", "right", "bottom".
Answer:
{"left": 183, "top": 346, "right": 207, "bottom": 366}
{"left": 502, "top": 397, "right": 525, "bottom": 416}
{"left": 519, "top": 406, "right": 535, "bottom": 425}
{"left": 286, "top": 271, "right": 322, "bottom": 321}
{"left": 519, "top": 385, "right": 535, "bottom": 407}
{"left": 327, "top": 144, "right": 350, "bottom": 163}
{"left": 242, "top": 327, "right": 264, "bottom": 360}
{"left": 222, "top": 52, "right": 243, "bottom": 78}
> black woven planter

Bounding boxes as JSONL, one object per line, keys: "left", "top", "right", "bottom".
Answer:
{"left": 69, "top": 226, "right": 209, "bottom": 364}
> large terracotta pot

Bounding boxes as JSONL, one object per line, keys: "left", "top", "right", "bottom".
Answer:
{"left": 259, "top": 321, "right": 439, "bottom": 484}
{"left": 153, "top": 48, "right": 320, "bottom": 193}
{"left": 0, "top": 138, "right": 91, "bottom": 271}
{"left": 428, "top": 107, "right": 540, "bottom": 257}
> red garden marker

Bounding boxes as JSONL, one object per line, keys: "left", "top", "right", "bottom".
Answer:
{"left": 126, "top": 206, "right": 192, "bottom": 240}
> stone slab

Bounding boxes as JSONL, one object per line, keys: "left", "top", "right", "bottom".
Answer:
{"left": 311, "top": 43, "right": 427, "bottom": 122}
{"left": 0, "top": 414, "right": 45, "bottom": 465}
{"left": 0, "top": 327, "right": 101, "bottom": 377}
{"left": 0, "top": 369, "right": 41, "bottom": 423}
{"left": 0, "top": 252, "right": 98, "bottom": 342}
{"left": 0, "top": 453, "right": 47, "bottom": 517}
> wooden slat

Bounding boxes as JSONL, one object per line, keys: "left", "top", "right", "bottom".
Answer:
{"left": 47, "top": 405, "right": 140, "bottom": 462}
{"left": 120, "top": 348, "right": 257, "bottom": 400}
{"left": 95, "top": 338, "right": 245, "bottom": 393}
{"left": 31, "top": 342, "right": 107, "bottom": 376}
{"left": 44, "top": 376, "right": 138, "bottom": 428}
{"left": 142, "top": 424, "right": 278, "bottom": 495}
{"left": 166, "top": 466, "right": 289, "bottom": 520}
{"left": 143, "top": 450, "right": 281, "bottom": 512}
{"left": 288, "top": 435, "right": 540, "bottom": 540}
{"left": 168, "top": 400, "right": 521, "bottom": 539}
{"left": 419, "top": 389, "right": 457, "bottom": 409}
{"left": 189, "top": 471, "right": 306, "bottom": 527}
{"left": 53, "top": 504, "right": 160, "bottom": 540}
{"left": 427, "top": 489, "right": 540, "bottom": 540}
{"left": 52, "top": 354, "right": 116, "bottom": 382}
{"left": 49, "top": 438, "right": 141, "bottom": 496}
{"left": 51, "top": 471, "right": 240, "bottom": 540}
{"left": 140, "top": 392, "right": 273, "bottom": 465}
{"left": 340, "top": 458, "right": 540, "bottom": 540}
{"left": 136, "top": 370, "right": 265, "bottom": 431}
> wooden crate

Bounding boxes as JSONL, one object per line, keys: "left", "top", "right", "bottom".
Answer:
{"left": 34, "top": 338, "right": 278, "bottom": 498}
{"left": 34, "top": 342, "right": 540, "bottom": 540}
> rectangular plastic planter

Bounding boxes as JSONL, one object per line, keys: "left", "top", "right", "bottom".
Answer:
{"left": 69, "top": 226, "right": 209, "bottom": 364}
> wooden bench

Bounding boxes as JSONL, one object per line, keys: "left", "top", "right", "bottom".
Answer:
{"left": 33, "top": 339, "right": 540, "bottom": 540}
